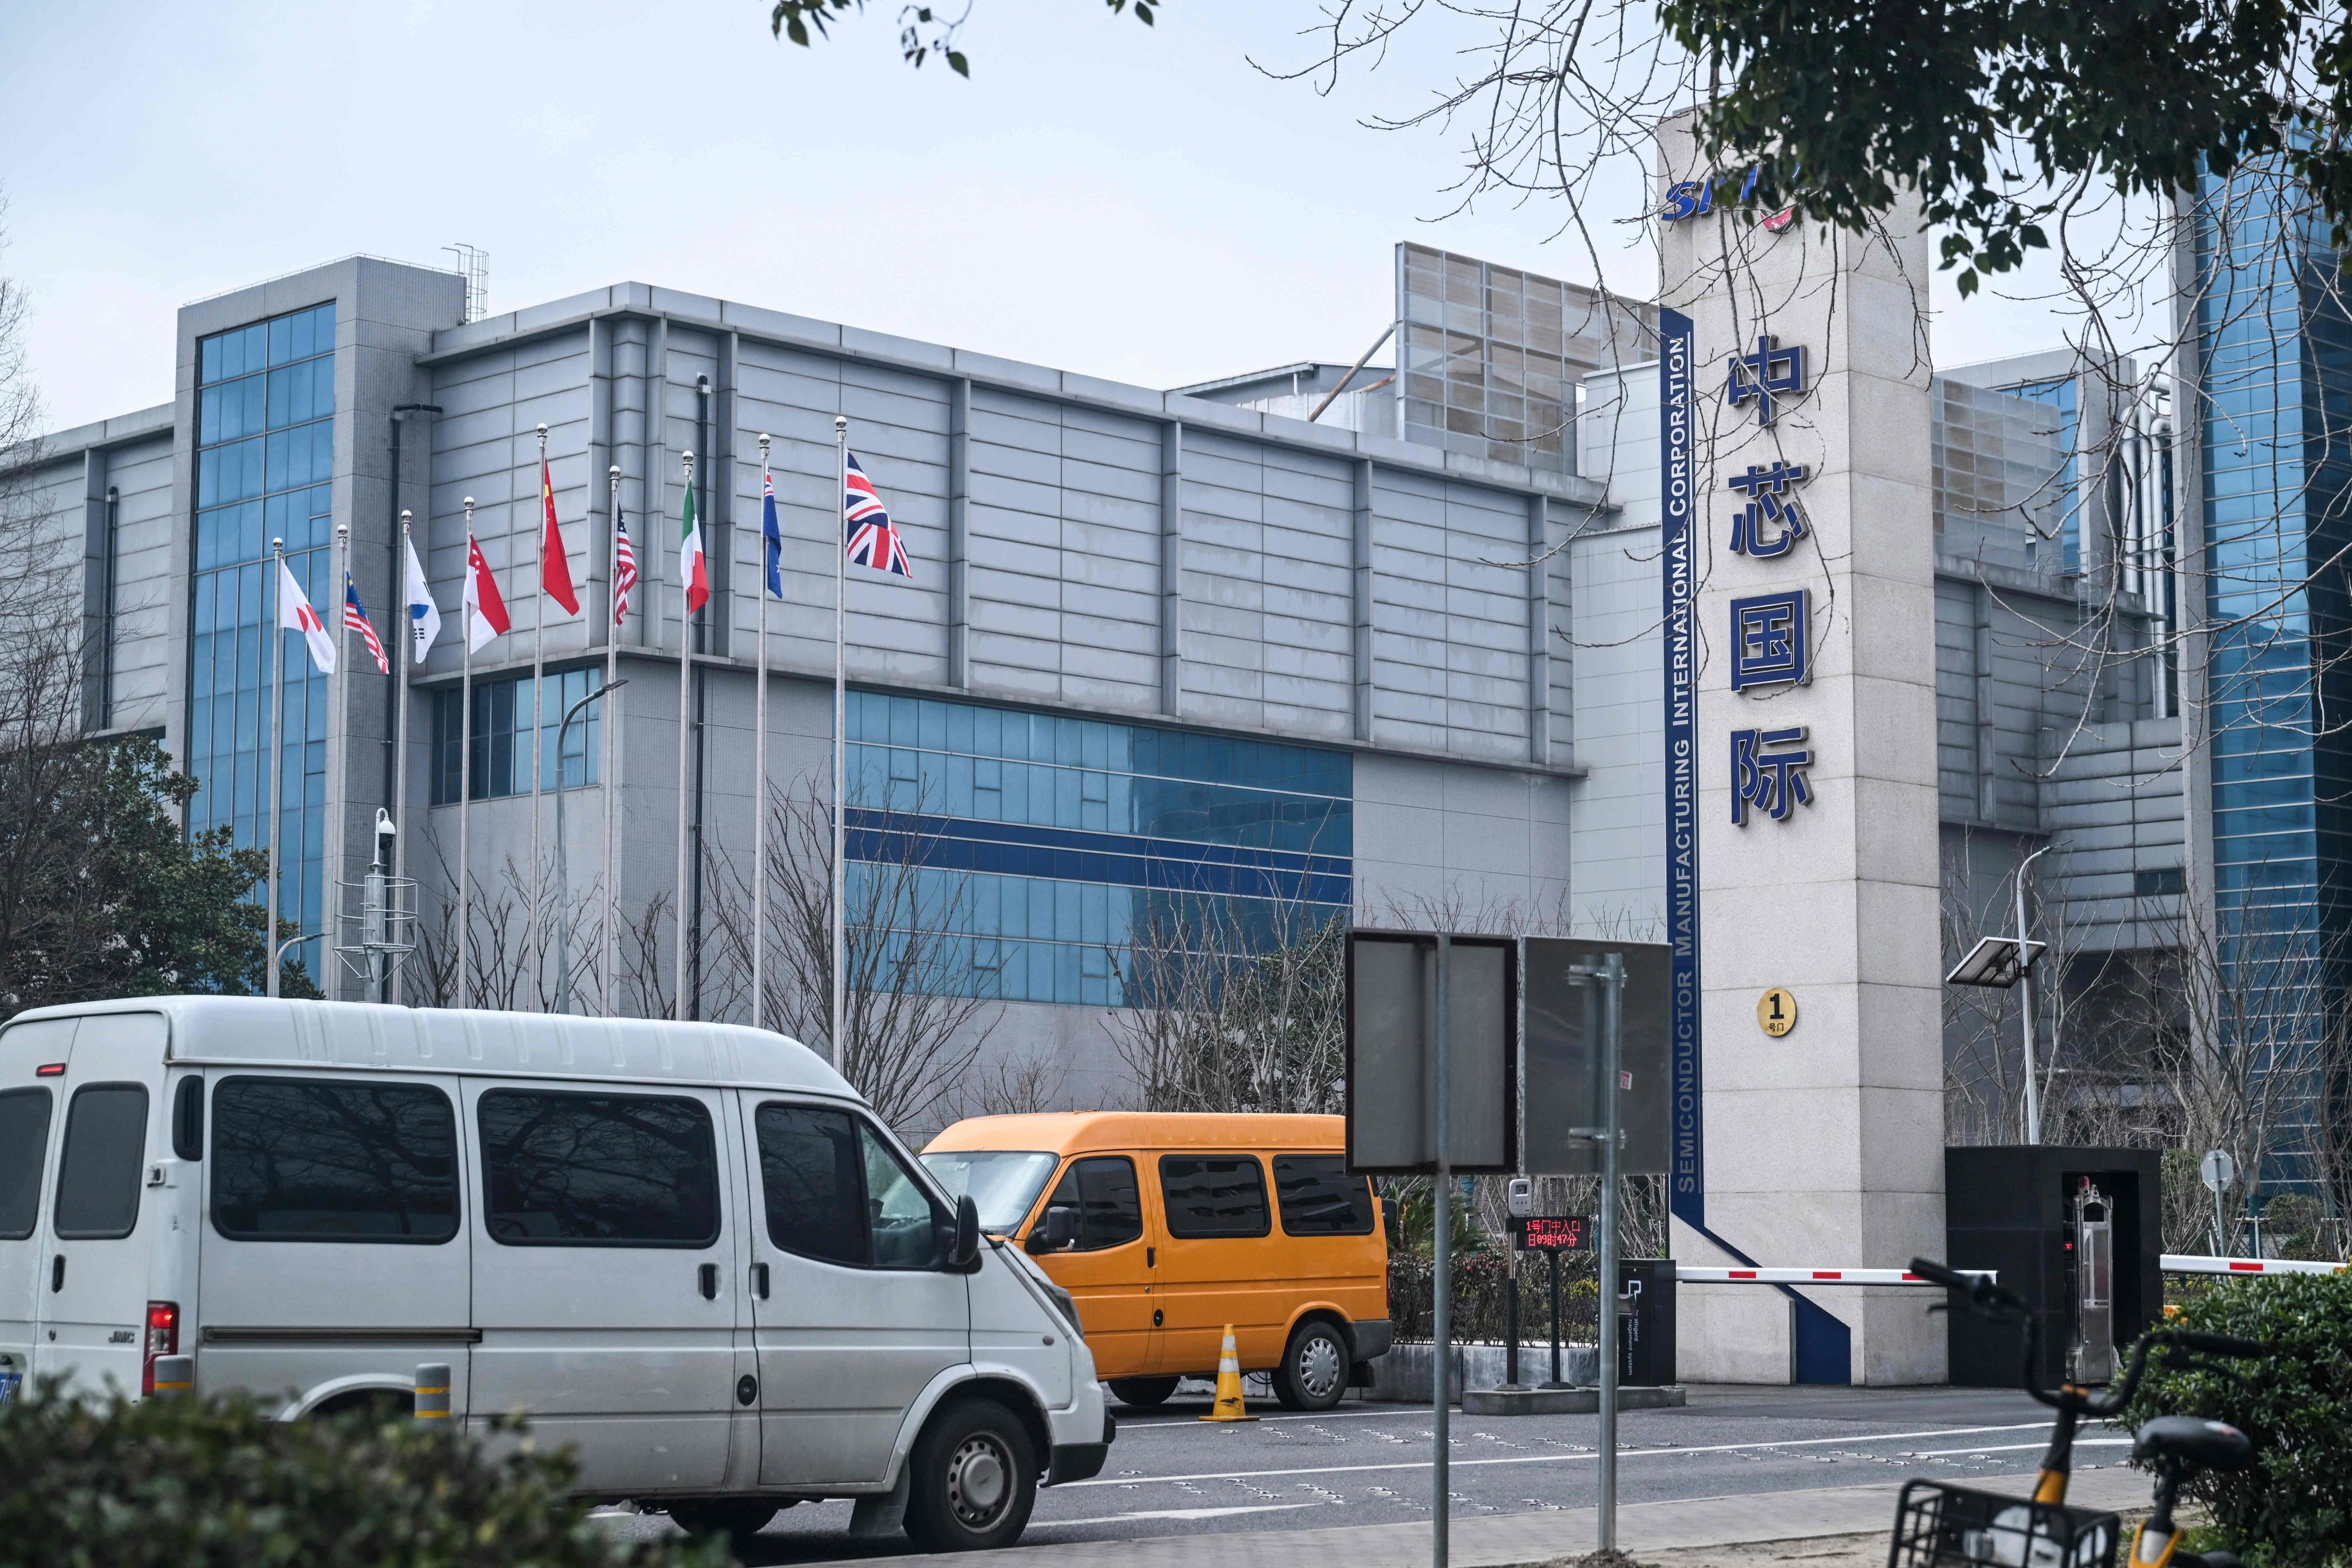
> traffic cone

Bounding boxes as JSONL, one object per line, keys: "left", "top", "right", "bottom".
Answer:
{"left": 1200, "top": 1326, "right": 1257, "bottom": 1422}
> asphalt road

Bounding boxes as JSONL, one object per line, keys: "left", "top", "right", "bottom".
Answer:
{"left": 612, "top": 1382, "right": 2137, "bottom": 1563}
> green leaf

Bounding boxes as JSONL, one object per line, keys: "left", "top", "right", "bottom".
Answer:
{"left": 948, "top": 49, "right": 969, "bottom": 76}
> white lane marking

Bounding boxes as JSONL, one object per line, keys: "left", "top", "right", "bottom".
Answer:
{"left": 1032, "top": 1502, "right": 1331, "bottom": 1528}
{"left": 1061, "top": 1421, "right": 2063, "bottom": 1489}
{"left": 1903, "top": 1439, "right": 2130, "bottom": 1458}
{"left": 1117, "top": 1405, "right": 1431, "bottom": 1428}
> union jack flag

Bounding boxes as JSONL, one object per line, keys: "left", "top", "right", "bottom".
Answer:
{"left": 344, "top": 574, "right": 389, "bottom": 674}
{"left": 612, "top": 512, "right": 638, "bottom": 627}
{"left": 843, "top": 453, "right": 913, "bottom": 579}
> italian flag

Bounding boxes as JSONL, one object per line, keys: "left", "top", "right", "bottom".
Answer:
{"left": 680, "top": 475, "right": 709, "bottom": 615}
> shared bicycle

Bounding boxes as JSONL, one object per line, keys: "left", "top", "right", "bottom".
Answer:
{"left": 1891, "top": 1257, "right": 2268, "bottom": 1568}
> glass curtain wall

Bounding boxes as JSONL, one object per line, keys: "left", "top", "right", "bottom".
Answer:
{"left": 428, "top": 667, "right": 605, "bottom": 805}
{"left": 844, "top": 692, "right": 1353, "bottom": 1007}
{"left": 2192, "top": 153, "right": 2352, "bottom": 1189}
{"left": 186, "top": 302, "right": 338, "bottom": 984}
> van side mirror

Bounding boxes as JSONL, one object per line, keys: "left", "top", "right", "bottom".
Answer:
{"left": 1380, "top": 1196, "right": 1400, "bottom": 1244}
{"left": 1026, "top": 1204, "right": 1079, "bottom": 1255}
{"left": 949, "top": 1195, "right": 982, "bottom": 1271}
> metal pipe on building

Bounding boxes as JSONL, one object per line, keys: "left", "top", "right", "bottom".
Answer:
{"left": 385, "top": 405, "right": 441, "bottom": 853}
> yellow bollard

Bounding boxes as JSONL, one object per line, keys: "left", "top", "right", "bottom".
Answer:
{"left": 1199, "top": 1326, "right": 1257, "bottom": 1422}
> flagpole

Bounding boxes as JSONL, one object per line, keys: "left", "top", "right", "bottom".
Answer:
{"left": 832, "top": 415, "right": 847, "bottom": 1075}
{"left": 604, "top": 464, "right": 621, "bottom": 1017}
{"left": 754, "top": 434, "right": 773, "bottom": 1032}
{"left": 674, "top": 448, "right": 695, "bottom": 1021}
{"left": 459, "top": 496, "right": 476, "bottom": 1011}
{"left": 393, "top": 509, "right": 414, "bottom": 1007}
{"left": 530, "top": 423, "right": 548, "bottom": 1010}
{"left": 267, "top": 535, "right": 287, "bottom": 999}
{"left": 330, "top": 522, "right": 352, "bottom": 1002}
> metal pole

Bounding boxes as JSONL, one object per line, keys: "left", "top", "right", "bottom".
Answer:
{"left": 755, "top": 433, "right": 772, "bottom": 1032}
{"left": 392, "top": 511, "right": 415, "bottom": 1006}
{"left": 673, "top": 450, "right": 695, "bottom": 1019}
{"left": 604, "top": 465, "right": 622, "bottom": 1015}
{"left": 1547, "top": 1248, "right": 1563, "bottom": 1387}
{"left": 1431, "top": 932, "right": 1451, "bottom": 1568}
{"left": 1597, "top": 952, "right": 1625, "bottom": 1553}
{"left": 266, "top": 536, "right": 287, "bottom": 999}
{"left": 329, "top": 523, "right": 351, "bottom": 1001}
{"left": 1505, "top": 1234, "right": 1520, "bottom": 1388}
{"left": 832, "top": 416, "right": 848, "bottom": 1074}
{"left": 2016, "top": 844, "right": 2051, "bottom": 1145}
{"left": 555, "top": 682, "right": 620, "bottom": 1014}
{"left": 459, "top": 498, "right": 476, "bottom": 1010}
{"left": 530, "top": 424, "right": 548, "bottom": 1010}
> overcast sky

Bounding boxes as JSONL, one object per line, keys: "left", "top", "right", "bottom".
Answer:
{"left": 3, "top": 1, "right": 2069, "bottom": 434}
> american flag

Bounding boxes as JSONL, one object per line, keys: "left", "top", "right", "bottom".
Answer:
{"left": 844, "top": 453, "right": 913, "bottom": 579}
{"left": 612, "top": 512, "right": 638, "bottom": 627}
{"left": 344, "top": 574, "right": 389, "bottom": 674}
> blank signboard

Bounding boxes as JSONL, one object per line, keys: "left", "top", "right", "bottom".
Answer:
{"left": 1345, "top": 933, "right": 1516, "bottom": 1174}
{"left": 1522, "top": 937, "right": 1669, "bottom": 1176}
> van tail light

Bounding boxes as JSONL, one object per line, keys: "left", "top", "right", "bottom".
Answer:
{"left": 141, "top": 1301, "right": 179, "bottom": 1396}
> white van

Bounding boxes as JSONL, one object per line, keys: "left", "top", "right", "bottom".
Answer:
{"left": 0, "top": 996, "right": 1111, "bottom": 1552}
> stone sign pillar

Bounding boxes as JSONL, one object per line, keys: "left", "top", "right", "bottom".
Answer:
{"left": 1655, "top": 112, "right": 1947, "bottom": 1384}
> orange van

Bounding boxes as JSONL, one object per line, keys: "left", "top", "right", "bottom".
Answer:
{"left": 921, "top": 1112, "right": 1392, "bottom": 1412}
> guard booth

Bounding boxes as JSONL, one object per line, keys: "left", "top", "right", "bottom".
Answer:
{"left": 1943, "top": 1147, "right": 2162, "bottom": 1387}
{"left": 1617, "top": 1258, "right": 1677, "bottom": 1385}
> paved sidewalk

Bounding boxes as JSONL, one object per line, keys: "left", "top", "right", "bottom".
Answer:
{"left": 810, "top": 1466, "right": 2149, "bottom": 1567}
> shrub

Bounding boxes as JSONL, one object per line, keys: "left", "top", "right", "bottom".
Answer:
{"left": 0, "top": 1383, "right": 728, "bottom": 1568}
{"left": 2117, "top": 1272, "right": 2352, "bottom": 1568}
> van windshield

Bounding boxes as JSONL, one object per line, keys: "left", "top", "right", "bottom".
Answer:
{"left": 920, "top": 1150, "right": 1059, "bottom": 1233}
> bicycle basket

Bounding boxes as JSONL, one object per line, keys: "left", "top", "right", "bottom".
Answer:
{"left": 1887, "top": 1479, "right": 2121, "bottom": 1568}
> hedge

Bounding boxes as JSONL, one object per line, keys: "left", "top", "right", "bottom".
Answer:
{"left": 0, "top": 1382, "right": 729, "bottom": 1568}
{"left": 2117, "top": 1271, "right": 2352, "bottom": 1568}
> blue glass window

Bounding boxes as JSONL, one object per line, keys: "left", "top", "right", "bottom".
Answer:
{"left": 2189, "top": 150, "right": 2352, "bottom": 1191}
{"left": 430, "top": 667, "right": 606, "bottom": 805}
{"left": 187, "top": 301, "right": 338, "bottom": 984}
{"left": 840, "top": 690, "right": 1353, "bottom": 1007}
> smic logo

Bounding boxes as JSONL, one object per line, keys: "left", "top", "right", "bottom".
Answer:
{"left": 1661, "top": 166, "right": 1796, "bottom": 230}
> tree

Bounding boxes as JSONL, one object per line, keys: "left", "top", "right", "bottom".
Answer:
{"left": 765, "top": 0, "right": 1159, "bottom": 76}
{"left": 1112, "top": 898, "right": 1349, "bottom": 1115}
{"left": 702, "top": 778, "right": 1000, "bottom": 1133}
{"left": 0, "top": 737, "right": 312, "bottom": 1018}
{"left": 1658, "top": 0, "right": 2352, "bottom": 292}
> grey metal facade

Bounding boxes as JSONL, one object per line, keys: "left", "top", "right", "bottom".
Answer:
{"left": 16, "top": 252, "right": 2193, "bottom": 1122}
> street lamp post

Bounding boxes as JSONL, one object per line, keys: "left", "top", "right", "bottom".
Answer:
{"left": 1944, "top": 844, "right": 2056, "bottom": 1145}
{"left": 555, "top": 679, "right": 625, "bottom": 1015}
{"left": 2013, "top": 843, "right": 2053, "bottom": 1144}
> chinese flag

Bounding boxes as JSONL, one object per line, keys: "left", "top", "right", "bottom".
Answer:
{"left": 542, "top": 458, "right": 580, "bottom": 616}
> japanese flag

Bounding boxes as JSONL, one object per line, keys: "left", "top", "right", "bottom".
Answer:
{"left": 276, "top": 558, "right": 336, "bottom": 675}
{"left": 463, "top": 533, "right": 510, "bottom": 654}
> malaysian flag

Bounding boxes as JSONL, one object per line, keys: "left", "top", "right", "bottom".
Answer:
{"left": 843, "top": 453, "right": 913, "bottom": 579}
{"left": 344, "top": 573, "right": 389, "bottom": 674}
{"left": 612, "top": 512, "right": 638, "bottom": 627}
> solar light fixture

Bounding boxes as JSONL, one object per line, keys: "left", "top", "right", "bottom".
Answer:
{"left": 1945, "top": 933, "right": 2046, "bottom": 990}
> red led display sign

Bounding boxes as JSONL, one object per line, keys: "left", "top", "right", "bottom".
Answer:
{"left": 1512, "top": 1215, "right": 1592, "bottom": 1252}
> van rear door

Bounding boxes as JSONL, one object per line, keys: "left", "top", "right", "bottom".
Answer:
{"left": 34, "top": 1012, "right": 167, "bottom": 1398}
{"left": 0, "top": 1017, "right": 76, "bottom": 1407}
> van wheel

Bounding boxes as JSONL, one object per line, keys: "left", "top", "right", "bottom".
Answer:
{"left": 905, "top": 1399, "right": 1037, "bottom": 1552}
{"left": 667, "top": 1500, "right": 779, "bottom": 1551}
{"left": 1108, "top": 1376, "right": 1180, "bottom": 1408}
{"left": 1273, "top": 1320, "right": 1350, "bottom": 1411}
